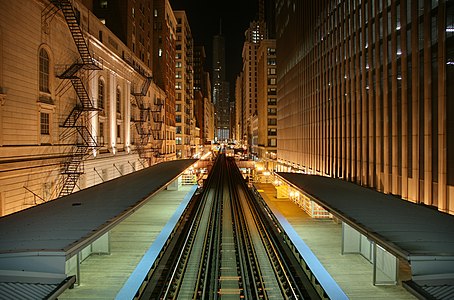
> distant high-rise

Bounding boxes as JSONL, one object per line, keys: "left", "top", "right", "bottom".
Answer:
{"left": 212, "top": 25, "right": 230, "bottom": 141}
{"left": 257, "top": 39, "right": 277, "bottom": 160}
{"left": 174, "top": 11, "right": 194, "bottom": 158}
{"left": 240, "top": 20, "right": 265, "bottom": 150}
{"left": 258, "top": 0, "right": 276, "bottom": 38}
{"left": 152, "top": 0, "right": 177, "bottom": 159}
{"left": 194, "top": 45, "right": 215, "bottom": 144}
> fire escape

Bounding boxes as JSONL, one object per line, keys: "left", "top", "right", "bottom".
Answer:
{"left": 131, "top": 76, "right": 153, "bottom": 160}
{"left": 150, "top": 97, "right": 164, "bottom": 157}
{"left": 131, "top": 75, "right": 165, "bottom": 163}
{"left": 47, "top": 0, "right": 102, "bottom": 197}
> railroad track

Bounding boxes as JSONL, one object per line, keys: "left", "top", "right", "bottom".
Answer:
{"left": 137, "top": 154, "right": 322, "bottom": 299}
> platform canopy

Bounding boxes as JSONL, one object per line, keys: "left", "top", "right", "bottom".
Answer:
{"left": 0, "top": 159, "right": 197, "bottom": 286}
{"left": 276, "top": 172, "right": 454, "bottom": 282}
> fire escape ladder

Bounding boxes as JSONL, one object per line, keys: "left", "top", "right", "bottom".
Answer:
{"left": 51, "top": 0, "right": 102, "bottom": 197}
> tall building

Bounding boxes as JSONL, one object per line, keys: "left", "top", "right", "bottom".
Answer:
{"left": 212, "top": 31, "right": 230, "bottom": 141}
{"left": 0, "top": 0, "right": 158, "bottom": 215}
{"left": 257, "top": 39, "right": 277, "bottom": 161}
{"left": 234, "top": 73, "right": 244, "bottom": 142}
{"left": 93, "top": 0, "right": 172, "bottom": 161}
{"left": 241, "top": 20, "right": 265, "bottom": 152}
{"left": 174, "top": 11, "right": 194, "bottom": 158}
{"left": 276, "top": 0, "right": 454, "bottom": 214}
{"left": 93, "top": 0, "right": 153, "bottom": 68}
{"left": 194, "top": 45, "right": 214, "bottom": 144}
{"left": 152, "top": 0, "right": 177, "bottom": 160}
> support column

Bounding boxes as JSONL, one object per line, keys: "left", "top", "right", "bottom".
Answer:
{"left": 125, "top": 81, "right": 131, "bottom": 153}
{"left": 90, "top": 71, "right": 98, "bottom": 157}
{"left": 109, "top": 72, "right": 117, "bottom": 153}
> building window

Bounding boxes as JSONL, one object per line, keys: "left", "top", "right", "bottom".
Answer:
{"left": 176, "top": 61, "right": 182, "bottom": 68}
{"left": 268, "top": 128, "right": 277, "bottom": 136}
{"left": 268, "top": 98, "right": 277, "bottom": 105}
{"left": 267, "top": 88, "right": 277, "bottom": 95}
{"left": 98, "top": 79, "right": 104, "bottom": 109}
{"left": 100, "top": 0, "right": 108, "bottom": 8}
{"left": 268, "top": 138, "right": 277, "bottom": 147}
{"left": 40, "top": 112, "right": 50, "bottom": 135}
{"left": 176, "top": 137, "right": 182, "bottom": 145}
{"left": 116, "top": 88, "right": 121, "bottom": 115}
{"left": 267, "top": 108, "right": 277, "bottom": 115}
{"left": 268, "top": 78, "right": 277, "bottom": 85}
{"left": 268, "top": 118, "right": 277, "bottom": 125}
{"left": 99, "top": 122, "right": 104, "bottom": 145}
{"left": 176, "top": 82, "right": 182, "bottom": 90}
{"left": 39, "top": 48, "right": 50, "bottom": 93}
{"left": 176, "top": 115, "right": 181, "bottom": 123}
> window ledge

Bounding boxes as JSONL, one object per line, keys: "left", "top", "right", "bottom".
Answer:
{"left": 38, "top": 94, "right": 54, "bottom": 105}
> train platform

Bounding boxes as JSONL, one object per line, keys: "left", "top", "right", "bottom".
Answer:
{"left": 255, "top": 183, "right": 416, "bottom": 300}
{"left": 59, "top": 184, "right": 197, "bottom": 299}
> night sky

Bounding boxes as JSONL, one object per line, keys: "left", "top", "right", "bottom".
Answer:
{"left": 171, "top": 0, "right": 259, "bottom": 87}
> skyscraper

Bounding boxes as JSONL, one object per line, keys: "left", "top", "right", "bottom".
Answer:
{"left": 174, "top": 11, "right": 194, "bottom": 158}
{"left": 194, "top": 45, "right": 215, "bottom": 144}
{"left": 241, "top": 20, "right": 265, "bottom": 152}
{"left": 276, "top": 0, "right": 454, "bottom": 213}
{"left": 212, "top": 26, "right": 230, "bottom": 141}
{"left": 152, "top": 0, "right": 177, "bottom": 159}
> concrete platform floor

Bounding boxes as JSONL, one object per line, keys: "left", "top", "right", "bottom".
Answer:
{"left": 59, "top": 185, "right": 195, "bottom": 300}
{"left": 255, "top": 182, "right": 416, "bottom": 300}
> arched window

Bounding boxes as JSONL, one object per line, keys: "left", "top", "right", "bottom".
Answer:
{"left": 98, "top": 78, "right": 104, "bottom": 109}
{"left": 39, "top": 48, "right": 50, "bottom": 93}
{"left": 116, "top": 88, "right": 121, "bottom": 115}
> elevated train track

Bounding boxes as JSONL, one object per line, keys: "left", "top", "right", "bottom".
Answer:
{"left": 137, "top": 154, "right": 323, "bottom": 299}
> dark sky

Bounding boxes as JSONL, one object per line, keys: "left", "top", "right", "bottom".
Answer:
{"left": 171, "top": 0, "right": 258, "bottom": 87}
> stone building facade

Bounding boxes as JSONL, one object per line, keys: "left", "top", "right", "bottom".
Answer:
{"left": 0, "top": 0, "right": 165, "bottom": 216}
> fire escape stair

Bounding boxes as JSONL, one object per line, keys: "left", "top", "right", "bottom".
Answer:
{"left": 51, "top": 0, "right": 102, "bottom": 198}
{"left": 132, "top": 76, "right": 158, "bottom": 158}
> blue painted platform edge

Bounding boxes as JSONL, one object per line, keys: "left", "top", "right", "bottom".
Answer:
{"left": 115, "top": 185, "right": 198, "bottom": 300}
{"left": 265, "top": 198, "right": 349, "bottom": 300}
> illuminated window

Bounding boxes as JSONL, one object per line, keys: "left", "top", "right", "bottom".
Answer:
{"left": 100, "top": 0, "right": 107, "bottom": 8}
